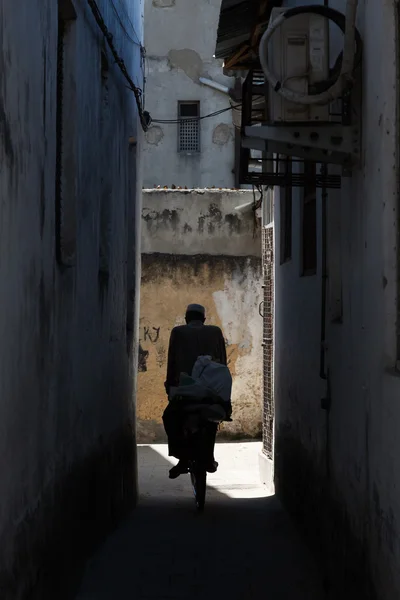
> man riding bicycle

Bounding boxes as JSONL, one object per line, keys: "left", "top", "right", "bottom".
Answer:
{"left": 163, "top": 303, "right": 229, "bottom": 479}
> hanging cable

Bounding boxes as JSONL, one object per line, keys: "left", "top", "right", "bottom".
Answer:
{"left": 251, "top": 185, "right": 263, "bottom": 238}
{"left": 107, "top": 0, "right": 142, "bottom": 47}
{"left": 107, "top": 0, "right": 148, "bottom": 96}
{"left": 87, "top": 0, "right": 151, "bottom": 131}
{"left": 151, "top": 94, "right": 266, "bottom": 125}
{"left": 108, "top": 0, "right": 141, "bottom": 46}
{"left": 152, "top": 103, "right": 243, "bottom": 124}
{"left": 141, "top": 46, "right": 147, "bottom": 106}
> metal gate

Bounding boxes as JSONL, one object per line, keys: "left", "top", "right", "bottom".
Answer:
{"left": 262, "top": 225, "right": 274, "bottom": 458}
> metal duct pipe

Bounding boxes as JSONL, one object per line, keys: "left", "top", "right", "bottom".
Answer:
{"left": 199, "top": 77, "right": 230, "bottom": 95}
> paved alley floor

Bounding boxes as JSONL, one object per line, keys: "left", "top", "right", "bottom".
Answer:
{"left": 76, "top": 442, "right": 326, "bottom": 600}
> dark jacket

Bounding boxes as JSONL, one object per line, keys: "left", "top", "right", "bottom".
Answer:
{"left": 165, "top": 321, "right": 227, "bottom": 393}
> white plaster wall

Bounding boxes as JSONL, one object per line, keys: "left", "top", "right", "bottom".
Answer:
{"left": 142, "top": 0, "right": 235, "bottom": 188}
{"left": 213, "top": 270, "right": 263, "bottom": 437}
{"left": 145, "top": 0, "right": 224, "bottom": 58}
{"left": 273, "top": 1, "right": 400, "bottom": 597}
{"left": 0, "top": 0, "right": 143, "bottom": 590}
{"left": 142, "top": 189, "right": 261, "bottom": 256}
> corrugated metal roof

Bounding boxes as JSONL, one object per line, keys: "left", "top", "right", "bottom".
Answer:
{"left": 215, "top": 0, "right": 282, "bottom": 64}
{"left": 215, "top": 1, "right": 255, "bottom": 59}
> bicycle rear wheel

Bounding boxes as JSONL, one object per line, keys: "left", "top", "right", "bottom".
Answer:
{"left": 190, "top": 465, "right": 207, "bottom": 511}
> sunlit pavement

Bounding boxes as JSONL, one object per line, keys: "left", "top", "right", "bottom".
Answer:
{"left": 140, "top": 441, "right": 272, "bottom": 502}
{"left": 76, "top": 442, "right": 326, "bottom": 599}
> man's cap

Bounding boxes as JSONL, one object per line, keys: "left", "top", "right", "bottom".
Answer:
{"left": 186, "top": 303, "right": 205, "bottom": 316}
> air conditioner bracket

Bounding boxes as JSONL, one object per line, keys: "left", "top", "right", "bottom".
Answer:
{"left": 244, "top": 124, "right": 359, "bottom": 169}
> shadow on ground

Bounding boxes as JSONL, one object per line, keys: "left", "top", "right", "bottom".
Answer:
{"left": 76, "top": 444, "right": 326, "bottom": 600}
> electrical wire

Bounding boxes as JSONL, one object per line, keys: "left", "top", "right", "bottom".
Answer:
{"left": 251, "top": 184, "right": 263, "bottom": 238}
{"left": 107, "top": 0, "right": 148, "bottom": 109}
{"left": 87, "top": 0, "right": 151, "bottom": 131}
{"left": 150, "top": 93, "right": 266, "bottom": 125}
{"left": 107, "top": 0, "right": 141, "bottom": 46}
{"left": 152, "top": 103, "right": 243, "bottom": 124}
{"left": 108, "top": 0, "right": 141, "bottom": 46}
{"left": 142, "top": 47, "right": 147, "bottom": 106}
{"left": 87, "top": 0, "right": 262, "bottom": 132}
{"left": 107, "top": 0, "right": 147, "bottom": 97}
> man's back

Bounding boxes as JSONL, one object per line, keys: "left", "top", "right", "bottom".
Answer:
{"left": 163, "top": 303, "right": 228, "bottom": 477}
{"left": 165, "top": 321, "right": 227, "bottom": 392}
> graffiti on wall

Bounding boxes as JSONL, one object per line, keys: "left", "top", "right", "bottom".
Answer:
{"left": 139, "top": 323, "right": 166, "bottom": 373}
{"left": 138, "top": 344, "right": 149, "bottom": 372}
{"left": 143, "top": 326, "right": 160, "bottom": 344}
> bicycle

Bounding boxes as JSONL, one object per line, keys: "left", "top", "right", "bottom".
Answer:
{"left": 189, "top": 457, "right": 207, "bottom": 512}
{"left": 183, "top": 402, "right": 231, "bottom": 512}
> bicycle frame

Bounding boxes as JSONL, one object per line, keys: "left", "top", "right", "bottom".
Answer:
{"left": 189, "top": 460, "right": 207, "bottom": 511}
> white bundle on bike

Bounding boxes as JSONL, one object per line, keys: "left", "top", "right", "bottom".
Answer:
{"left": 169, "top": 355, "right": 232, "bottom": 404}
{"left": 191, "top": 355, "right": 232, "bottom": 403}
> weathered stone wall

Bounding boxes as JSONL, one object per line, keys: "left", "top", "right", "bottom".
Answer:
{"left": 141, "top": 189, "right": 261, "bottom": 256}
{"left": 138, "top": 190, "right": 262, "bottom": 442}
{"left": 0, "top": 1, "right": 143, "bottom": 597}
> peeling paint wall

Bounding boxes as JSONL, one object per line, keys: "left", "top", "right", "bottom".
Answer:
{"left": 138, "top": 190, "right": 262, "bottom": 442}
{"left": 141, "top": 189, "right": 260, "bottom": 256}
{"left": 0, "top": 0, "right": 143, "bottom": 596}
{"left": 273, "top": 1, "right": 400, "bottom": 599}
{"left": 142, "top": 0, "right": 235, "bottom": 188}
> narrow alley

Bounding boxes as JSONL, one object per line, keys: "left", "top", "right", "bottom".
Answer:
{"left": 3, "top": 0, "right": 400, "bottom": 598}
{"left": 76, "top": 443, "right": 325, "bottom": 600}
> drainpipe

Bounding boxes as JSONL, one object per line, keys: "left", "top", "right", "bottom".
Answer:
{"left": 320, "top": 179, "right": 328, "bottom": 381}
{"left": 320, "top": 0, "right": 330, "bottom": 382}
{"left": 199, "top": 77, "right": 230, "bottom": 95}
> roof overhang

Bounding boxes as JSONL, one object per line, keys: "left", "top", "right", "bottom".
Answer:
{"left": 215, "top": 0, "right": 282, "bottom": 71}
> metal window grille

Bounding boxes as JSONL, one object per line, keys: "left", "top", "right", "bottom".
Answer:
{"left": 178, "top": 102, "right": 200, "bottom": 153}
{"left": 262, "top": 225, "right": 274, "bottom": 459}
{"left": 262, "top": 187, "right": 273, "bottom": 226}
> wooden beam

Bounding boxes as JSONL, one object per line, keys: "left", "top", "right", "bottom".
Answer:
{"left": 223, "top": 0, "right": 272, "bottom": 70}
{"left": 251, "top": 0, "right": 269, "bottom": 48}
{"left": 224, "top": 44, "right": 250, "bottom": 70}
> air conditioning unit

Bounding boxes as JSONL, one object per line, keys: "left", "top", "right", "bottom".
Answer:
{"left": 268, "top": 7, "right": 330, "bottom": 123}
{"left": 241, "top": 5, "right": 362, "bottom": 183}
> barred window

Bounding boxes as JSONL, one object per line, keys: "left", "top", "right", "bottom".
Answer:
{"left": 178, "top": 101, "right": 200, "bottom": 153}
